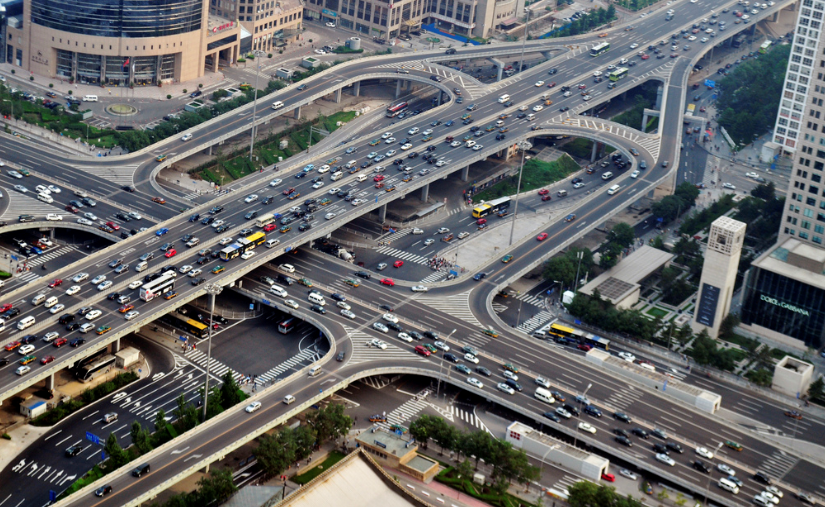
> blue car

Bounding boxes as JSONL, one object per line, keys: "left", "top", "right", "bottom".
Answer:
{"left": 445, "top": 120, "right": 454, "bottom": 127}
{"left": 30, "top": 246, "right": 43, "bottom": 255}
{"left": 346, "top": 147, "right": 357, "bottom": 154}
{"left": 302, "top": 164, "right": 315, "bottom": 172}
{"left": 156, "top": 228, "right": 169, "bottom": 236}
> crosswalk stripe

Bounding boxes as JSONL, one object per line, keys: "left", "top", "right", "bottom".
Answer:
{"left": 413, "top": 290, "right": 483, "bottom": 328}
{"left": 517, "top": 311, "right": 555, "bottom": 334}
{"left": 419, "top": 271, "right": 448, "bottom": 283}
{"left": 344, "top": 325, "right": 428, "bottom": 365}
{"left": 373, "top": 246, "right": 429, "bottom": 265}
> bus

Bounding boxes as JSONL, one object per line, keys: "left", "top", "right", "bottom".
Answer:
{"left": 278, "top": 317, "right": 297, "bottom": 334}
{"left": 220, "top": 231, "right": 268, "bottom": 261}
{"left": 547, "top": 323, "right": 576, "bottom": 339}
{"left": 73, "top": 348, "right": 107, "bottom": 373}
{"left": 590, "top": 42, "right": 610, "bottom": 57}
{"left": 608, "top": 67, "right": 628, "bottom": 81}
{"left": 759, "top": 40, "right": 772, "bottom": 53}
{"left": 255, "top": 213, "right": 279, "bottom": 228}
{"left": 140, "top": 272, "right": 177, "bottom": 302}
{"left": 77, "top": 355, "right": 116, "bottom": 382}
{"left": 386, "top": 101, "right": 408, "bottom": 117}
{"left": 471, "top": 196, "right": 511, "bottom": 218}
{"left": 582, "top": 335, "right": 610, "bottom": 351}
{"left": 161, "top": 311, "right": 208, "bottom": 338}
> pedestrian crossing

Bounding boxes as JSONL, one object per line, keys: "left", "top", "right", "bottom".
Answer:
{"left": 344, "top": 325, "right": 428, "bottom": 365}
{"left": 375, "top": 245, "right": 429, "bottom": 265}
{"left": 0, "top": 190, "right": 65, "bottom": 221}
{"left": 374, "top": 388, "right": 436, "bottom": 431}
{"left": 255, "top": 348, "right": 322, "bottom": 385}
{"left": 517, "top": 311, "right": 555, "bottom": 334}
{"left": 450, "top": 405, "right": 489, "bottom": 432}
{"left": 70, "top": 164, "right": 138, "bottom": 187}
{"left": 419, "top": 271, "right": 448, "bottom": 284}
{"left": 758, "top": 450, "right": 798, "bottom": 480}
{"left": 14, "top": 270, "right": 40, "bottom": 284}
{"left": 551, "top": 475, "right": 580, "bottom": 495}
{"left": 378, "top": 228, "right": 414, "bottom": 243}
{"left": 413, "top": 290, "right": 483, "bottom": 328}
{"left": 515, "top": 292, "right": 546, "bottom": 308}
{"left": 492, "top": 303, "right": 508, "bottom": 313}
{"left": 375, "top": 60, "right": 426, "bottom": 71}
{"left": 183, "top": 349, "right": 244, "bottom": 382}
{"left": 24, "top": 246, "right": 77, "bottom": 267}
{"left": 604, "top": 383, "right": 644, "bottom": 411}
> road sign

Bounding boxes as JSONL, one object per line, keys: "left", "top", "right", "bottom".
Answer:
{"left": 50, "top": 491, "right": 56, "bottom": 502}
{"left": 262, "top": 299, "right": 271, "bottom": 306}
{"left": 86, "top": 431, "right": 101, "bottom": 445}
{"left": 704, "top": 79, "right": 715, "bottom": 88}
{"left": 178, "top": 335, "right": 187, "bottom": 342}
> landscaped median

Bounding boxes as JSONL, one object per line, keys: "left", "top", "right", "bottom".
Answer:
{"left": 470, "top": 154, "right": 579, "bottom": 203}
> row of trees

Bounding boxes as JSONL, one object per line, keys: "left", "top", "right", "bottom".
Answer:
{"left": 255, "top": 403, "right": 352, "bottom": 478}
{"left": 652, "top": 182, "right": 701, "bottom": 225}
{"left": 552, "top": 6, "right": 617, "bottom": 37}
{"left": 145, "top": 469, "right": 237, "bottom": 507}
{"left": 410, "top": 415, "right": 539, "bottom": 490}
{"left": 599, "top": 222, "right": 636, "bottom": 269}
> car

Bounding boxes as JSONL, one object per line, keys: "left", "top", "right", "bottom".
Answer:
{"left": 722, "top": 182, "right": 736, "bottom": 190}
{"left": 617, "top": 351, "right": 636, "bottom": 362}
{"left": 578, "top": 422, "right": 597, "bottom": 434}
{"left": 497, "top": 382, "right": 515, "bottom": 395}
{"left": 693, "top": 460, "right": 711, "bottom": 474}
{"left": 717, "top": 463, "right": 735, "bottom": 475}
{"left": 555, "top": 406, "right": 572, "bottom": 419}
{"left": 411, "top": 285, "right": 428, "bottom": 293}
{"left": 245, "top": 401, "right": 262, "bottom": 413}
{"left": 392, "top": 259, "right": 404, "bottom": 268}
{"left": 565, "top": 214, "right": 577, "bottom": 222}
{"left": 784, "top": 410, "right": 803, "bottom": 419}
{"left": 372, "top": 322, "right": 389, "bottom": 333}
{"left": 725, "top": 440, "right": 743, "bottom": 451}
{"left": 619, "top": 468, "right": 637, "bottom": 480}
{"left": 584, "top": 405, "right": 602, "bottom": 417}
{"left": 651, "top": 428, "right": 667, "bottom": 440}
{"left": 753, "top": 472, "right": 772, "bottom": 485}
{"left": 455, "top": 364, "right": 472, "bottom": 375}
{"left": 656, "top": 453, "right": 675, "bottom": 466}
{"left": 797, "top": 492, "right": 816, "bottom": 505}
{"left": 48, "top": 278, "right": 64, "bottom": 288}
{"left": 65, "top": 444, "right": 85, "bottom": 457}
{"left": 95, "top": 485, "right": 113, "bottom": 497}
{"left": 467, "top": 377, "right": 484, "bottom": 389}
{"left": 502, "top": 254, "right": 513, "bottom": 263}
{"left": 695, "top": 447, "right": 714, "bottom": 459}
{"left": 631, "top": 427, "right": 648, "bottom": 439}
{"left": 601, "top": 473, "right": 615, "bottom": 482}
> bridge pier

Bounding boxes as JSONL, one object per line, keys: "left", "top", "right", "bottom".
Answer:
{"left": 437, "top": 92, "right": 443, "bottom": 106}
{"left": 420, "top": 183, "right": 429, "bottom": 202}
{"left": 352, "top": 82, "right": 361, "bottom": 97}
{"left": 490, "top": 57, "right": 504, "bottom": 81}
{"left": 406, "top": 80, "right": 412, "bottom": 92}
{"left": 396, "top": 80, "right": 403, "bottom": 99}
{"left": 204, "top": 145, "right": 213, "bottom": 156}
{"left": 655, "top": 84, "right": 663, "bottom": 110}
{"left": 45, "top": 373, "right": 54, "bottom": 391}
{"left": 112, "top": 338, "right": 121, "bottom": 353}
{"left": 294, "top": 106, "right": 301, "bottom": 120}
{"left": 378, "top": 203, "right": 387, "bottom": 223}
{"left": 335, "top": 88, "right": 342, "bottom": 103}
{"left": 541, "top": 51, "right": 553, "bottom": 60}
{"left": 591, "top": 142, "right": 599, "bottom": 163}
{"left": 460, "top": 165, "right": 469, "bottom": 182}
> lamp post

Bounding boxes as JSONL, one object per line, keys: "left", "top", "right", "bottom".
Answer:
{"left": 573, "top": 250, "right": 584, "bottom": 292}
{"left": 249, "top": 50, "right": 266, "bottom": 161}
{"left": 436, "top": 328, "right": 457, "bottom": 397}
{"left": 704, "top": 442, "right": 725, "bottom": 503}
{"left": 516, "top": 291, "right": 524, "bottom": 328}
{"left": 508, "top": 140, "right": 532, "bottom": 246}
{"left": 518, "top": 8, "right": 531, "bottom": 74}
{"left": 572, "top": 383, "right": 592, "bottom": 449}
{"left": 201, "top": 283, "right": 223, "bottom": 421}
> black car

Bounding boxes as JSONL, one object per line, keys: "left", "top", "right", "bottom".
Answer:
{"left": 106, "top": 292, "right": 121, "bottom": 301}
{"left": 653, "top": 443, "right": 668, "bottom": 454}
{"left": 651, "top": 428, "right": 668, "bottom": 440}
{"left": 189, "top": 214, "right": 200, "bottom": 222}
{"left": 355, "top": 271, "right": 372, "bottom": 279}
{"left": 563, "top": 404, "right": 579, "bottom": 416}
{"left": 505, "top": 379, "right": 522, "bottom": 392}
{"left": 517, "top": 113, "right": 527, "bottom": 119}
{"left": 66, "top": 323, "right": 81, "bottom": 332}
{"left": 201, "top": 216, "right": 215, "bottom": 225}
{"left": 584, "top": 405, "right": 602, "bottom": 417}
{"left": 299, "top": 223, "right": 311, "bottom": 231}
{"left": 65, "top": 445, "right": 85, "bottom": 457}
{"left": 476, "top": 366, "right": 492, "bottom": 376}
{"left": 192, "top": 278, "right": 206, "bottom": 286}
{"left": 408, "top": 152, "right": 418, "bottom": 159}
{"left": 310, "top": 304, "right": 326, "bottom": 314}
{"left": 423, "top": 330, "right": 439, "bottom": 340}
{"left": 753, "top": 472, "right": 772, "bottom": 485}
{"left": 613, "top": 412, "right": 632, "bottom": 423}
{"left": 20, "top": 335, "right": 37, "bottom": 345}
{"left": 336, "top": 351, "right": 346, "bottom": 362}
{"left": 444, "top": 353, "right": 459, "bottom": 363}
{"left": 95, "top": 485, "right": 113, "bottom": 497}
{"left": 196, "top": 256, "right": 210, "bottom": 265}
{"left": 115, "top": 212, "right": 131, "bottom": 222}
{"left": 666, "top": 441, "right": 683, "bottom": 453}
{"left": 262, "top": 196, "right": 274, "bottom": 204}
{"left": 190, "top": 90, "right": 202, "bottom": 98}
{"left": 244, "top": 211, "right": 258, "bottom": 220}
{"left": 543, "top": 411, "right": 560, "bottom": 422}
{"left": 0, "top": 358, "right": 7, "bottom": 366}
{"left": 615, "top": 436, "right": 632, "bottom": 447}
{"left": 693, "top": 460, "right": 711, "bottom": 474}
{"left": 496, "top": 134, "right": 506, "bottom": 140}
{"left": 631, "top": 428, "right": 649, "bottom": 439}
{"left": 2, "top": 308, "right": 20, "bottom": 319}
{"left": 387, "top": 322, "right": 403, "bottom": 332}
{"left": 409, "top": 331, "right": 424, "bottom": 341}
{"left": 70, "top": 338, "right": 86, "bottom": 347}
{"left": 613, "top": 428, "right": 630, "bottom": 438}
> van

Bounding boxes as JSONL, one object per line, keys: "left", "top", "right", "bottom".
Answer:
{"left": 44, "top": 296, "right": 58, "bottom": 308}
{"left": 265, "top": 239, "right": 280, "bottom": 248}
{"left": 79, "top": 323, "right": 95, "bottom": 333}
{"left": 498, "top": 94, "right": 510, "bottom": 103}
{"left": 132, "top": 463, "right": 150, "bottom": 478}
{"left": 345, "top": 160, "right": 357, "bottom": 169}
{"left": 601, "top": 172, "right": 614, "bottom": 180}
{"left": 32, "top": 294, "right": 46, "bottom": 305}
{"left": 38, "top": 193, "right": 54, "bottom": 204}
{"left": 495, "top": 120, "right": 505, "bottom": 127}
{"left": 17, "top": 316, "right": 35, "bottom": 330}
{"left": 103, "top": 412, "right": 118, "bottom": 423}
{"left": 718, "top": 478, "right": 739, "bottom": 494}
{"left": 271, "top": 100, "right": 284, "bottom": 110}
{"left": 527, "top": 114, "right": 536, "bottom": 121}
{"left": 270, "top": 284, "right": 288, "bottom": 298}
{"left": 607, "top": 184, "right": 621, "bottom": 195}
{"left": 356, "top": 174, "right": 368, "bottom": 182}
{"left": 557, "top": 189, "right": 568, "bottom": 197}
{"left": 283, "top": 394, "right": 296, "bottom": 405}
{"left": 534, "top": 388, "right": 556, "bottom": 404}
{"left": 638, "top": 362, "right": 656, "bottom": 372}
{"left": 308, "top": 292, "right": 326, "bottom": 306}
{"left": 82, "top": 95, "right": 98, "bottom": 102}
{"left": 308, "top": 365, "right": 322, "bottom": 377}
{"left": 135, "top": 261, "right": 148, "bottom": 272}
{"left": 330, "top": 171, "right": 343, "bottom": 181}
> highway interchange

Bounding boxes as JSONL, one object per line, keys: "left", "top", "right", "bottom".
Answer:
{"left": 0, "top": 0, "right": 817, "bottom": 505}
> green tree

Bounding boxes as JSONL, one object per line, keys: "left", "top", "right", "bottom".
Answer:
{"left": 543, "top": 255, "right": 577, "bottom": 287}
{"left": 456, "top": 459, "right": 474, "bottom": 480}
{"left": 219, "top": 369, "right": 242, "bottom": 408}
{"left": 307, "top": 403, "right": 352, "bottom": 443}
{"left": 751, "top": 181, "right": 776, "bottom": 201}
{"left": 599, "top": 241, "right": 623, "bottom": 269}
{"left": 808, "top": 376, "right": 824, "bottom": 401}
{"left": 196, "top": 468, "right": 237, "bottom": 503}
{"left": 154, "top": 408, "right": 167, "bottom": 432}
{"left": 606, "top": 223, "right": 635, "bottom": 249}
{"left": 104, "top": 432, "right": 131, "bottom": 469}
{"left": 130, "top": 421, "right": 153, "bottom": 454}
{"left": 409, "top": 414, "right": 436, "bottom": 448}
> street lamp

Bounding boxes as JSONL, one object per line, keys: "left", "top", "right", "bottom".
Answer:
{"left": 201, "top": 283, "right": 223, "bottom": 421}
{"left": 518, "top": 8, "right": 531, "bottom": 74}
{"left": 436, "top": 329, "right": 457, "bottom": 397}
{"left": 572, "top": 383, "right": 592, "bottom": 449}
{"left": 508, "top": 140, "right": 532, "bottom": 246}
{"left": 249, "top": 50, "right": 266, "bottom": 161}
{"left": 704, "top": 442, "right": 725, "bottom": 503}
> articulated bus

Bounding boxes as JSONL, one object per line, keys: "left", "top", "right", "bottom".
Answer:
{"left": 608, "top": 67, "right": 628, "bottom": 81}
{"left": 255, "top": 213, "right": 278, "bottom": 228}
{"left": 386, "top": 102, "right": 408, "bottom": 118}
{"left": 220, "top": 231, "right": 268, "bottom": 261}
{"left": 161, "top": 311, "right": 208, "bottom": 339}
{"left": 590, "top": 42, "right": 610, "bottom": 57}
{"left": 471, "top": 196, "right": 511, "bottom": 219}
{"left": 547, "top": 323, "right": 611, "bottom": 350}
{"left": 140, "top": 272, "right": 177, "bottom": 302}
{"left": 278, "top": 317, "right": 297, "bottom": 334}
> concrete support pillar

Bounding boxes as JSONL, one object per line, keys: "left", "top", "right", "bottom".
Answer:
{"left": 353, "top": 81, "right": 361, "bottom": 96}
{"left": 112, "top": 338, "right": 121, "bottom": 353}
{"left": 621, "top": 91, "right": 628, "bottom": 101}
{"left": 406, "top": 80, "right": 412, "bottom": 91}
{"left": 378, "top": 204, "right": 387, "bottom": 223}
{"left": 396, "top": 79, "right": 402, "bottom": 99}
{"left": 49, "top": 228, "right": 55, "bottom": 240}
{"left": 541, "top": 51, "right": 553, "bottom": 60}
{"left": 641, "top": 111, "right": 649, "bottom": 132}
{"left": 460, "top": 165, "right": 470, "bottom": 182}
{"left": 294, "top": 106, "right": 301, "bottom": 120}
{"left": 590, "top": 141, "right": 599, "bottom": 163}
{"left": 497, "top": 66, "right": 504, "bottom": 81}
{"left": 655, "top": 84, "right": 664, "bottom": 110}
{"left": 336, "top": 88, "right": 342, "bottom": 103}
{"left": 420, "top": 183, "right": 429, "bottom": 202}
{"left": 45, "top": 373, "right": 55, "bottom": 391}
{"left": 437, "top": 92, "right": 442, "bottom": 106}
{"left": 204, "top": 145, "right": 213, "bottom": 156}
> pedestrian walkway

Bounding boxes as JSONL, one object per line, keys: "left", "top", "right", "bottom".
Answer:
{"left": 344, "top": 325, "right": 429, "bottom": 365}
{"left": 374, "top": 245, "right": 429, "bottom": 265}
{"left": 254, "top": 348, "right": 322, "bottom": 385}
{"left": 603, "top": 383, "right": 645, "bottom": 411}
{"left": 14, "top": 270, "right": 40, "bottom": 285}
{"left": 69, "top": 163, "right": 138, "bottom": 187}
{"left": 450, "top": 405, "right": 490, "bottom": 433}
{"left": 183, "top": 349, "right": 244, "bottom": 382}
{"left": 517, "top": 311, "right": 555, "bottom": 334}
{"left": 514, "top": 291, "right": 546, "bottom": 308}
{"left": 0, "top": 191, "right": 64, "bottom": 221}
{"left": 374, "top": 388, "right": 434, "bottom": 431}
{"left": 377, "top": 228, "right": 413, "bottom": 243}
{"left": 419, "top": 271, "right": 449, "bottom": 284}
{"left": 24, "top": 246, "right": 77, "bottom": 267}
{"left": 759, "top": 450, "right": 799, "bottom": 479}
{"left": 413, "top": 290, "right": 484, "bottom": 328}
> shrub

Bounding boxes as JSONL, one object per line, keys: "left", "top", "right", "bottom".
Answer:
{"left": 167, "top": 94, "right": 172, "bottom": 99}
{"left": 29, "top": 76, "right": 34, "bottom": 81}
{"left": 268, "top": 53, "right": 273, "bottom": 58}
{"left": 182, "top": 89, "right": 187, "bottom": 94}
{"left": 0, "top": 271, "right": 12, "bottom": 279}
{"left": 198, "top": 83, "right": 203, "bottom": 88}
{"left": 1, "top": 433, "right": 10, "bottom": 440}
{"left": 49, "top": 83, "right": 54, "bottom": 88}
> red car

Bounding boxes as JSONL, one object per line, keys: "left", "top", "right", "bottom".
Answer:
{"left": 0, "top": 304, "right": 12, "bottom": 313}
{"left": 165, "top": 248, "right": 177, "bottom": 258}
{"left": 393, "top": 260, "right": 404, "bottom": 268}
{"left": 65, "top": 205, "right": 79, "bottom": 214}
{"left": 4, "top": 341, "right": 20, "bottom": 351}
{"left": 105, "top": 221, "right": 121, "bottom": 231}
{"left": 375, "top": 182, "right": 385, "bottom": 189}
{"left": 152, "top": 197, "right": 166, "bottom": 204}
{"left": 53, "top": 338, "right": 67, "bottom": 348}
{"left": 547, "top": 82, "right": 556, "bottom": 88}
{"left": 578, "top": 83, "right": 587, "bottom": 89}
{"left": 380, "top": 278, "right": 395, "bottom": 287}
{"left": 374, "top": 175, "right": 385, "bottom": 182}
{"left": 263, "top": 223, "right": 278, "bottom": 232}
{"left": 577, "top": 344, "right": 592, "bottom": 352}
{"left": 699, "top": 106, "right": 706, "bottom": 112}
{"left": 283, "top": 187, "right": 295, "bottom": 195}
{"left": 538, "top": 189, "right": 549, "bottom": 196}
{"left": 537, "top": 233, "right": 548, "bottom": 241}
{"left": 541, "top": 195, "right": 552, "bottom": 201}
{"left": 641, "top": 54, "right": 650, "bottom": 60}
{"left": 41, "top": 355, "right": 56, "bottom": 365}
{"left": 48, "top": 279, "right": 63, "bottom": 288}
{"left": 601, "top": 473, "right": 615, "bottom": 482}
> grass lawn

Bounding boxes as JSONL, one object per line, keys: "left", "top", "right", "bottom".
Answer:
{"left": 472, "top": 154, "right": 579, "bottom": 202}
{"left": 645, "top": 307, "right": 670, "bottom": 319}
{"left": 292, "top": 451, "right": 346, "bottom": 485}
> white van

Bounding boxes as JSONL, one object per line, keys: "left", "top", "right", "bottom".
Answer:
{"left": 44, "top": 296, "right": 58, "bottom": 308}
{"left": 270, "top": 284, "right": 288, "bottom": 298}
{"left": 135, "top": 261, "right": 149, "bottom": 272}
{"left": 601, "top": 171, "right": 614, "bottom": 180}
{"left": 38, "top": 193, "right": 54, "bottom": 204}
{"left": 345, "top": 160, "right": 358, "bottom": 169}
{"left": 330, "top": 171, "right": 343, "bottom": 181}
{"left": 31, "top": 294, "right": 46, "bottom": 305}
{"left": 17, "top": 316, "right": 35, "bottom": 330}
{"left": 527, "top": 114, "right": 536, "bottom": 121}
{"left": 534, "top": 388, "right": 556, "bottom": 404}
{"left": 265, "top": 239, "right": 280, "bottom": 248}
{"left": 356, "top": 174, "right": 368, "bottom": 182}
{"left": 718, "top": 478, "right": 739, "bottom": 494}
{"left": 271, "top": 101, "right": 284, "bottom": 110}
{"left": 498, "top": 94, "right": 510, "bottom": 103}
{"left": 607, "top": 184, "right": 621, "bottom": 195}
{"left": 82, "top": 95, "right": 98, "bottom": 102}
{"left": 308, "top": 365, "right": 322, "bottom": 377}
{"left": 308, "top": 292, "right": 326, "bottom": 306}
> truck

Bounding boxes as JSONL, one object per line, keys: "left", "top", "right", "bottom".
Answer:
{"left": 337, "top": 248, "right": 353, "bottom": 261}
{"left": 685, "top": 103, "right": 696, "bottom": 116}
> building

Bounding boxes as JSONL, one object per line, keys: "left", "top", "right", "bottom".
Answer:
{"left": 771, "top": 356, "right": 814, "bottom": 398}
{"left": 302, "top": 0, "right": 521, "bottom": 40}
{"left": 692, "top": 217, "right": 746, "bottom": 338}
{"left": 578, "top": 245, "right": 674, "bottom": 310}
{"left": 229, "top": 0, "right": 304, "bottom": 53}
{"left": 5, "top": 0, "right": 243, "bottom": 86}
{"left": 355, "top": 427, "right": 438, "bottom": 482}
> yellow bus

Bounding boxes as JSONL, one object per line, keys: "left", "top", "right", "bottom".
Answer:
{"left": 548, "top": 323, "right": 576, "bottom": 339}
{"left": 471, "top": 196, "right": 511, "bottom": 218}
{"left": 246, "top": 231, "right": 266, "bottom": 247}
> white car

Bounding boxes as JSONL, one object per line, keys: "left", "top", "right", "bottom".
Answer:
{"left": 245, "top": 401, "right": 262, "bottom": 413}
{"left": 578, "top": 422, "right": 597, "bottom": 434}
{"left": 472, "top": 145, "right": 483, "bottom": 151}
{"left": 535, "top": 80, "right": 545, "bottom": 86}
{"left": 619, "top": 469, "right": 638, "bottom": 480}
{"left": 695, "top": 447, "right": 714, "bottom": 459}
{"left": 49, "top": 303, "right": 65, "bottom": 314}
{"left": 125, "top": 310, "right": 140, "bottom": 320}
{"left": 700, "top": 37, "right": 709, "bottom": 43}
{"left": 219, "top": 237, "right": 233, "bottom": 246}
{"left": 13, "top": 185, "right": 27, "bottom": 193}
{"left": 188, "top": 268, "right": 203, "bottom": 277}
{"left": 211, "top": 219, "right": 225, "bottom": 228}
{"left": 312, "top": 181, "right": 324, "bottom": 189}
{"left": 36, "top": 185, "right": 51, "bottom": 195}
{"left": 244, "top": 194, "right": 258, "bottom": 203}
{"left": 340, "top": 309, "right": 356, "bottom": 319}
{"left": 532, "top": 105, "right": 544, "bottom": 112}
{"left": 398, "top": 333, "right": 413, "bottom": 342}
{"left": 385, "top": 149, "right": 396, "bottom": 157}
{"left": 284, "top": 299, "right": 299, "bottom": 309}
{"left": 435, "top": 160, "right": 447, "bottom": 167}
{"left": 467, "top": 377, "right": 484, "bottom": 389}
{"left": 503, "top": 370, "right": 518, "bottom": 381}
{"left": 745, "top": 171, "right": 759, "bottom": 179}
{"left": 45, "top": 213, "right": 63, "bottom": 221}
{"left": 717, "top": 463, "right": 735, "bottom": 475}
{"left": 240, "top": 251, "right": 255, "bottom": 260}
{"left": 656, "top": 453, "right": 676, "bottom": 466}
{"left": 384, "top": 137, "right": 396, "bottom": 144}
{"left": 7, "top": 170, "right": 21, "bottom": 179}
{"left": 424, "top": 239, "right": 435, "bottom": 246}
{"left": 128, "top": 280, "right": 143, "bottom": 289}
{"left": 16, "top": 365, "right": 31, "bottom": 376}
{"left": 66, "top": 285, "right": 81, "bottom": 296}
{"left": 556, "top": 406, "right": 572, "bottom": 419}
{"left": 535, "top": 376, "right": 551, "bottom": 388}
{"left": 181, "top": 133, "right": 193, "bottom": 141}
{"left": 422, "top": 129, "right": 433, "bottom": 136}
{"left": 497, "top": 382, "right": 515, "bottom": 395}
{"left": 328, "top": 187, "right": 341, "bottom": 195}
{"left": 722, "top": 182, "right": 736, "bottom": 190}
{"left": 464, "top": 353, "right": 479, "bottom": 364}
{"left": 326, "top": 21, "right": 336, "bottom": 27}
{"left": 279, "top": 263, "right": 296, "bottom": 273}
{"left": 48, "top": 184, "right": 61, "bottom": 193}
{"left": 372, "top": 322, "right": 389, "bottom": 333}
{"left": 84, "top": 212, "right": 98, "bottom": 221}
{"left": 77, "top": 218, "right": 93, "bottom": 226}
{"left": 97, "top": 280, "right": 113, "bottom": 291}
{"left": 764, "top": 486, "right": 783, "bottom": 499}
{"left": 593, "top": 71, "right": 603, "bottom": 77}
{"left": 401, "top": 143, "right": 413, "bottom": 150}
{"left": 325, "top": 212, "right": 336, "bottom": 220}
{"left": 314, "top": 49, "right": 326, "bottom": 55}
{"left": 434, "top": 341, "right": 450, "bottom": 351}
{"left": 19, "top": 344, "right": 35, "bottom": 355}
{"left": 128, "top": 211, "right": 142, "bottom": 220}
{"left": 630, "top": 42, "right": 639, "bottom": 49}
{"left": 688, "top": 35, "right": 697, "bottom": 41}
{"left": 381, "top": 132, "right": 393, "bottom": 139}
{"left": 408, "top": 127, "right": 420, "bottom": 135}
{"left": 370, "top": 338, "right": 388, "bottom": 348}
{"left": 618, "top": 351, "right": 636, "bottom": 362}
{"left": 450, "top": 141, "right": 461, "bottom": 147}
{"left": 179, "top": 264, "right": 193, "bottom": 274}
{"left": 91, "top": 275, "right": 106, "bottom": 285}
{"left": 85, "top": 310, "right": 103, "bottom": 321}
{"left": 337, "top": 301, "right": 351, "bottom": 310}
{"left": 383, "top": 313, "right": 399, "bottom": 324}
{"left": 631, "top": 170, "right": 640, "bottom": 179}
{"left": 465, "top": 140, "right": 476, "bottom": 148}
{"left": 761, "top": 492, "right": 780, "bottom": 505}
{"left": 72, "top": 273, "right": 89, "bottom": 283}
{"left": 269, "top": 178, "right": 282, "bottom": 187}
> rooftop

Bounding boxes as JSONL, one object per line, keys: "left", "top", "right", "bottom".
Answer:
{"left": 752, "top": 237, "right": 825, "bottom": 287}
{"left": 579, "top": 245, "right": 674, "bottom": 303}
{"left": 356, "top": 427, "right": 416, "bottom": 459}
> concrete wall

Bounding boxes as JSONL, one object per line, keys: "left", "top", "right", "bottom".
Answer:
{"left": 772, "top": 356, "right": 814, "bottom": 399}
{"left": 505, "top": 421, "right": 608, "bottom": 481}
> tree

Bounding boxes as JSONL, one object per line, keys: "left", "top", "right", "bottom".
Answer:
{"left": 196, "top": 468, "right": 237, "bottom": 504}
{"left": 409, "top": 414, "right": 436, "bottom": 448}
{"left": 599, "top": 241, "right": 623, "bottom": 269}
{"left": 808, "top": 376, "right": 824, "bottom": 401}
{"left": 219, "top": 369, "right": 242, "bottom": 408}
{"left": 720, "top": 314, "right": 742, "bottom": 340}
{"left": 432, "top": 419, "right": 459, "bottom": 455}
{"left": 307, "top": 403, "right": 352, "bottom": 443}
{"left": 456, "top": 459, "right": 474, "bottom": 480}
{"left": 543, "top": 255, "right": 577, "bottom": 287}
{"left": 606, "top": 223, "right": 635, "bottom": 249}
{"left": 751, "top": 181, "right": 776, "bottom": 201}
{"left": 674, "top": 181, "right": 701, "bottom": 204}
{"left": 130, "top": 421, "right": 152, "bottom": 454}
{"left": 104, "top": 432, "right": 130, "bottom": 469}
{"left": 154, "top": 408, "right": 167, "bottom": 432}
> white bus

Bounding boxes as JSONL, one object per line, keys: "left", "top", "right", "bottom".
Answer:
{"left": 140, "top": 272, "right": 177, "bottom": 302}
{"left": 255, "top": 213, "right": 277, "bottom": 228}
